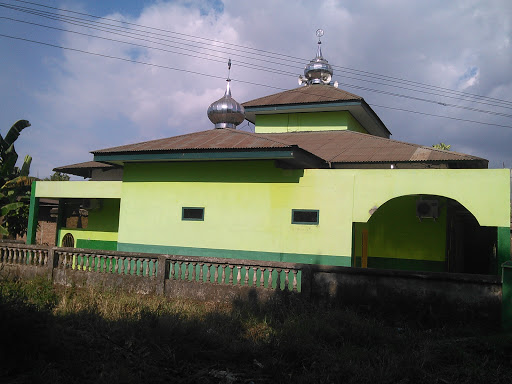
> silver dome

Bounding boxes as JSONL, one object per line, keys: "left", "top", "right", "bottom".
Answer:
{"left": 300, "top": 29, "right": 334, "bottom": 85}
{"left": 207, "top": 81, "right": 245, "bottom": 129}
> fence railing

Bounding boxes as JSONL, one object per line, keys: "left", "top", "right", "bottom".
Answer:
{"left": 54, "top": 249, "right": 158, "bottom": 278}
{"left": 166, "top": 255, "right": 301, "bottom": 291}
{"left": 0, "top": 243, "right": 50, "bottom": 267}
{"left": 0, "top": 243, "right": 307, "bottom": 296}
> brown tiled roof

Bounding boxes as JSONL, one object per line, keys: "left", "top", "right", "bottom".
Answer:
{"left": 53, "top": 161, "right": 115, "bottom": 178}
{"left": 242, "top": 85, "right": 363, "bottom": 108}
{"left": 92, "top": 129, "right": 294, "bottom": 154}
{"left": 257, "top": 130, "right": 485, "bottom": 164}
{"left": 91, "top": 128, "right": 486, "bottom": 166}
{"left": 54, "top": 161, "right": 114, "bottom": 170}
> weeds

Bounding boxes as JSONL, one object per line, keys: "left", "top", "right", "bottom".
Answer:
{"left": 0, "top": 277, "right": 511, "bottom": 383}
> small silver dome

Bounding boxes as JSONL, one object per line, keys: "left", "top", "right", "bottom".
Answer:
{"left": 299, "top": 29, "right": 334, "bottom": 86}
{"left": 207, "top": 80, "right": 245, "bottom": 129}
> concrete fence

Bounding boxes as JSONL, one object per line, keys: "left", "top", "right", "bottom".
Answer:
{"left": 0, "top": 242, "right": 504, "bottom": 325}
{"left": 0, "top": 243, "right": 308, "bottom": 303}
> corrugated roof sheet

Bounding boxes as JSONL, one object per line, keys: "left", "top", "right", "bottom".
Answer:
{"left": 54, "top": 161, "right": 114, "bottom": 170}
{"left": 92, "top": 129, "right": 294, "bottom": 154}
{"left": 255, "top": 131, "right": 484, "bottom": 163}
{"left": 91, "top": 128, "right": 485, "bottom": 164}
{"left": 53, "top": 161, "right": 115, "bottom": 178}
{"left": 242, "top": 85, "right": 363, "bottom": 108}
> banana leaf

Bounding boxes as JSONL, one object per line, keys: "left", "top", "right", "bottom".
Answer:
{"left": 1, "top": 201, "right": 23, "bottom": 217}
{"left": 19, "top": 155, "right": 32, "bottom": 177}
{"left": 0, "top": 145, "right": 18, "bottom": 179}
{"left": 0, "top": 225, "right": 8, "bottom": 236}
{"left": 0, "top": 120, "right": 30, "bottom": 154}
{"left": 1, "top": 176, "right": 37, "bottom": 190}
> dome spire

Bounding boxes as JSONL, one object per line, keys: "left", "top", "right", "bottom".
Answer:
{"left": 207, "top": 59, "right": 245, "bottom": 129}
{"left": 299, "top": 29, "right": 334, "bottom": 86}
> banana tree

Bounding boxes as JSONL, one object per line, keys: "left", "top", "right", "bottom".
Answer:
{"left": 0, "top": 120, "right": 34, "bottom": 237}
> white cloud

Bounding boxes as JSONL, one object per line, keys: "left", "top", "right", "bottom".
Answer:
{"left": 2, "top": 0, "right": 512, "bottom": 175}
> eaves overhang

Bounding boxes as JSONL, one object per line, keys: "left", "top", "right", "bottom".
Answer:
{"left": 244, "top": 100, "right": 391, "bottom": 138}
{"left": 93, "top": 147, "right": 326, "bottom": 169}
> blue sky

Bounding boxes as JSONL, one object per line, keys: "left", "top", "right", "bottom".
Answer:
{"left": 1, "top": 0, "right": 512, "bottom": 178}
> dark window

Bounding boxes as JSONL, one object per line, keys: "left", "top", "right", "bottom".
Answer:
{"left": 292, "top": 209, "right": 319, "bottom": 225}
{"left": 62, "top": 233, "right": 75, "bottom": 247}
{"left": 182, "top": 207, "right": 205, "bottom": 221}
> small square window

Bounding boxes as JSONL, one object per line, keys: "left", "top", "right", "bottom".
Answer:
{"left": 292, "top": 209, "right": 319, "bottom": 225}
{"left": 182, "top": 207, "right": 204, "bottom": 221}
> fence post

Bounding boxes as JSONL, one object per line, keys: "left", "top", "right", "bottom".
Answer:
{"left": 156, "top": 255, "right": 168, "bottom": 295}
{"left": 300, "top": 265, "right": 312, "bottom": 298}
{"left": 46, "top": 247, "right": 56, "bottom": 281}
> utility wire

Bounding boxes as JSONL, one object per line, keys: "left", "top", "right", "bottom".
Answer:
{"left": 0, "top": 16, "right": 299, "bottom": 78}
{"left": 0, "top": 32, "right": 510, "bottom": 130}
{"left": 4, "top": 5, "right": 508, "bottom": 111}
{"left": 0, "top": 2, "right": 301, "bottom": 68}
{"left": 3, "top": 1, "right": 512, "bottom": 113}
{"left": 3, "top": 14, "right": 511, "bottom": 120}
{"left": 4, "top": 0, "right": 512, "bottom": 108}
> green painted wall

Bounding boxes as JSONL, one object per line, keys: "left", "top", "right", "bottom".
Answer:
{"left": 353, "top": 196, "right": 447, "bottom": 272}
{"left": 58, "top": 199, "right": 120, "bottom": 251}
{"left": 254, "top": 111, "right": 368, "bottom": 134}
{"left": 26, "top": 182, "right": 39, "bottom": 245}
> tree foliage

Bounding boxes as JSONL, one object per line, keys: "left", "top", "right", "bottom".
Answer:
{"left": 43, "top": 172, "right": 70, "bottom": 181}
{"left": 0, "top": 120, "right": 35, "bottom": 238}
{"left": 432, "top": 142, "right": 451, "bottom": 151}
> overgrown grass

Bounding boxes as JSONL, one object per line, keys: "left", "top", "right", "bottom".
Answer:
{"left": 1, "top": 277, "right": 512, "bottom": 383}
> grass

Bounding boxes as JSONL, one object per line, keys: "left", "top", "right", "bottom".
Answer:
{"left": 1, "top": 276, "right": 512, "bottom": 383}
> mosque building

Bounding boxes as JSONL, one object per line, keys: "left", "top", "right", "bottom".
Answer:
{"left": 28, "top": 31, "right": 510, "bottom": 275}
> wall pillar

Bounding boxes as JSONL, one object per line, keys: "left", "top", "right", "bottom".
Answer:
{"left": 497, "top": 227, "right": 511, "bottom": 277}
{"left": 502, "top": 261, "right": 512, "bottom": 330}
{"left": 26, "top": 182, "right": 39, "bottom": 245}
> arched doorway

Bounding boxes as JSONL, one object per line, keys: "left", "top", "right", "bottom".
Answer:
{"left": 352, "top": 195, "right": 497, "bottom": 274}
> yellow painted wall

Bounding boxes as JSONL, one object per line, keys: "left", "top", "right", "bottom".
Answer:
{"left": 35, "top": 181, "right": 122, "bottom": 198}
{"left": 34, "top": 163, "right": 509, "bottom": 265}
{"left": 255, "top": 111, "right": 368, "bottom": 134}
{"left": 116, "top": 162, "right": 509, "bottom": 261}
{"left": 351, "top": 169, "right": 509, "bottom": 227}
{"left": 118, "top": 161, "right": 353, "bottom": 259}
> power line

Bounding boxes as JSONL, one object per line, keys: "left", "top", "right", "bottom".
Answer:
{"left": 1, "top": 32, "right": 510, "bottom": 130}
{"left": 372, "top": 104, "right": 512, "bottom": 129}
{"left": 4, "top": 0, "right": 512, "bottom": 109}
{"left": 0, "top": 16, "right": 299, "bottom": 78}
{"left": 3, "top": 14, "right": 511, "bottom": 120}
